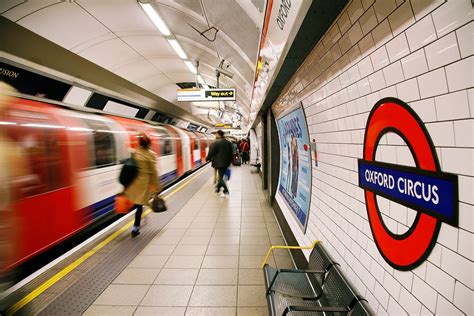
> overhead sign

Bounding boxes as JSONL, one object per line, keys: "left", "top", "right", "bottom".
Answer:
{"left": 177, "top": 88, "right": 236, "bottom": 102}
{"left": 214, "top": 123, "right": 240, "bottom": 129}
{"left": 359, "top": 98, "right": 458, "bottom": 271}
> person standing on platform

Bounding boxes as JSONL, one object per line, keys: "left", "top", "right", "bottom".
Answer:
{"left": 239, "top": 138, "right": 250, "bottom": 164}
{"left": 206, "top": 130, "right": 233, "bottom": 197}
{"left": 125, "top": 133, "right": 161, "bottom": 237}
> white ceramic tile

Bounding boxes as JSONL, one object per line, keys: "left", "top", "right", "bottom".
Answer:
{"left": 454, "top": 280, "right": 473, "bottom": 314}
{"left": 386, "top": 33, "right": 410, "bottom": 62}
{"left": 370, "top": 46, "right": 390, "bottom": 70}
{"left": 383, "top": 61, "right": 404, "bottom": 86}
{"left": 412, "top": 276, "right": 437, "bottom": 312}
{"left": 388, "top": 1, "right": 415, "bottom": 36}
{"left": 411, "top": 0, "right": 444, "bottom": 21}
{"left": 458, "top": 229, "right": 473, "bottom": 261}
{"left": 399, "top": 288, "right": 422, "bottom": 315}
{"left": 372, "top": 19, "right": 393, "bottom": 47}
{"left": 445, "top": 56, "right": 474, "bottom": 92}
{"left": 454, "top": 120, "right": 474, "bottom": 147}
{"left": 358, "top": 33, "right": 376, "bottom": 58}
{"left": 418, "top": 68, "right": 448, "bottom": 98}
{"left": 441, "top": 245, "right": 474, "bottom": 289}
{"left": 338, "top": 10, "right": 352, "bottom": 34}
{"left": 401, "top": 49, "right": 429, "bottom": 79}
{"left": 436, "top": 295, "right": 464, "bottom": 316}
{"left": 456, "top": 22, "right": 474, "bottom": 58}
{"left": 425, "top": 33, "right": 461, "bottom": 70}
{"left": 368, "top": 70, "right": 386, "bottom": 91}
{"left": 396, "top": 78, "right": 420, "bottom": 102}
{"left": 431, "top": 0, "right": 473, "bottom": 37}
{"left": 406, "top": 15, "right": 437, "bottom": 51}
{"left": 347, "top": 0, "right": 364, "bottom": 24}
{"left": 359, "top": 7, "right": 378, "bottom": 35}
{"left": 435, "top": 90, "right": 470, "bottom": 121}
{"left": 373, "top": 0, "right": 397, "bottom": 22}
{"left": 358, "top": 56, "right": 374, "bottom": 77}
{"left": 357, "top": 77, "right": 372, "bottom": 96}
{"left": 426, "top": 122, "right": 455, "bottom": 146}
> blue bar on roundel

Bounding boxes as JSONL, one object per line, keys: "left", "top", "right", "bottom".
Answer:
{"left": 358, "top": 160, "right": 458, "bottom": 226}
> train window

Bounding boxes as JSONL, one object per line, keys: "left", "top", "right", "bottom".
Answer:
{"left": 93, "top": 131, "right": 116, "bottom": 167}
{"left": 194, "top": 139, "right": 199, "bottom": 150}
{"left": 5, "top": 119, "right": 68, "bottom": 197}
{"left": 83, "top": 119, "right": 117, "bottom": 168}
{"left": 162, "top": 139, "right": 173, "bottom": 156}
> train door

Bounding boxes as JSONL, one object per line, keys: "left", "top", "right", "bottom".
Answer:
{"left": 168, "top": 126, "right": 191, "bottom": 173}
{"left": 153, "top": 127, "right": 178, "bottom": 184}
{"left": 3, "top": 99, "right": 77, "bottom": 266}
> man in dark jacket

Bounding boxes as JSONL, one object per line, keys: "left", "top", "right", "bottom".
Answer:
{"left": 206, "top": 130, "right": 233, "bottom": 196}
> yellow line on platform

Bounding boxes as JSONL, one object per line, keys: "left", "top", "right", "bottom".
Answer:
{"left": 7, "top": 166, "right": 209, "bottom": 315}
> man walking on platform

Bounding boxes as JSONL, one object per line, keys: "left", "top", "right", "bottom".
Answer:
{"left": 239, "top": 138, "right": 250, "bottom": 164}
{"left": 206, "top": 130, "right": 233, "bottom": 197}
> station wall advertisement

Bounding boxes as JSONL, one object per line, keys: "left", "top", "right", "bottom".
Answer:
{"left": 275, "top": 105, "right": 312, "bottom": 232}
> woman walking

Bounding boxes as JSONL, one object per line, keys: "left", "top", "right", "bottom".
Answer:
{"left": 125, "top": 133, "right": 161, "bottom": 237}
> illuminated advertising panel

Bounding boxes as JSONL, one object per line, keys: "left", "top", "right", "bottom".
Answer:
{"left": 276, "top": 105, "right": 312, "bottom": 231}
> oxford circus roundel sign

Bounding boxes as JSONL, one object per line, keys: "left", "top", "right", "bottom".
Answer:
{"left": 358, "top": 98, "right": 458, "bottom": 270}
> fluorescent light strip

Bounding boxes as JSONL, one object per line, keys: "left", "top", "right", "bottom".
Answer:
{"left": 197, "top": 75, "right": 205, "bottom": 84}
{"left": 167, "top": 39, "right": 187, "bottom": 59}
{"left": 184, "top": 61, "right": 197, "bottom": 74}
{"left": 139, "top": 2, "right": 170, "bottom": 36}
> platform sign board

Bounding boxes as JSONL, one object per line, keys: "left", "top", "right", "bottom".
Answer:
{"left": 359, "top": 98, "right": 458, "bottom": 270}
{"left": 276, "top": 105, "right": 312, "bottom": 232}
{"left": 177, "top": 88, "right": 235, "bottom": 102}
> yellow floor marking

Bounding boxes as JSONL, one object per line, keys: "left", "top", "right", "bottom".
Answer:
{"left": 7, "top": 167, "right": 208, "bottom": 315}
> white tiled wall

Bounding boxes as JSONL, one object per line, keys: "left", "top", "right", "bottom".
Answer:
{"left": 272, "top": 0, "right": 473, "bottom": 314}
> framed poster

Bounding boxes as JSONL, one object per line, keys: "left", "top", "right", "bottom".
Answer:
{"left": 276, "top": 104, "right": 312, "bottom": 231}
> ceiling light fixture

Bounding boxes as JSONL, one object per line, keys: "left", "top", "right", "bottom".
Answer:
{"left": 167, "top": 39, "right": 187, "bottom": 59}
{"left": 197, "top": 75, "right": 205, "bottom": 84}
{"left": 184, "top": 61, "right": 197, "bottom": 74}
{"left": 139, "top": 2, "right": 171, "bottom": 36}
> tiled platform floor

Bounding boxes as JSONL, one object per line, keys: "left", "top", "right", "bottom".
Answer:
{"left": 85, "top": 165, "right": 294, "bottom": 316}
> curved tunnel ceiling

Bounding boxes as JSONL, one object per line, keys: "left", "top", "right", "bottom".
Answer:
{"left": 1, "top": 0, "right": 264, "bottom": 127}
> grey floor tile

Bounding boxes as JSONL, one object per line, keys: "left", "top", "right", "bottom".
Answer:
{"left": 202, "top": 256, "right": 239, "bottom": 269}
{"left": 192, "top": 216, "right": 218, "bottom": 223}
{"left": 189, "top": 222, "right": 217, "bottom": 229}
{"left": 140, "top": 244, "right": 176, "bottom": 256}
{"left": 240, "top": 228, "right": 269, "bottom": 236}
{"left": 94, "top": 284, "right": 149, "bottom": 305}
{"left": 196, "top": 269, "right": 238, "bottom": 285}
{"left": 214, "top": 222, "right": 241, "bottom": 229}
{"left": 239, "top": 256, "right": 274, "bottom": 269}
{"left": 239, "top": 245, "right": 270, "bottom": 256}
{"left": 128, "top": 256, "right": 169, "bottom": 269}
{"left": 238, "top": 269, "right": 265, "bottom": 285}
{"left": 237, "top": 307, "right": 269, "bottom": 316}
{"left": 237, "top": 285, "right": 267, "bottom": 307}
{"left": 269, "top": 236, "right": 285, "bottom": 245}
{"left": 158, "top": 228, "right": 187, "bottom": 237}
{"left": 188, "top": 286, "right": 237, "bottom": 306}
{"left": 179, "top": 236, "right": 211, "bottom": 245}
{"left": 240, "top": 221, "right": 267, "bottom": 229}
{"left": 83, "top": 305, "right": 135, "bottom": 316}
{"left": 165, "top": 222, "right": 192, "bottom": 229}
{"left": 209, "top": 235, "right": 240, "bottom": 245}
{"left": 240, "top": 236, "right": 270, "bottom": 245}
{"left": 241, "top": 216, "right": 265, "bottom": 223}
{"left": 164, "top": 256, "right": 204, "bottom": 269}
{"left": 134, "top": 306, "right": 186, "bottom": 316}
{"left": 212, "top": 228, "right": 241, "bottom": 236}
{"left": 141, "top": 285, "right": 193, "bottom": 306}
{"left": 206, "top": 245, "right": 240, "bottom": 256}
{"left": 173, "top": 244, "right": 208, "bottom": 256}
{"left": 154, "top": 269, "right": 199, "bottom": 285}
{"left": 150, "top": 235, "right": 183, "bottom": 245}
{"left": 113, "top": 268, "right": 160, "bottom": 285}
{"left": 184, "top": 229, "right": 213, "bottom": 237}
{"left": 185, "top": 307, "right": 236, "bottom": 315}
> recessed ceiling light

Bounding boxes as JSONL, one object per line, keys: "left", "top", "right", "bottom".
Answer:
{"left": 139, "top": 2, "right": 171, "bottom": 36}
{"left": 167, "top": 39, "right": 187, "bottom": 59}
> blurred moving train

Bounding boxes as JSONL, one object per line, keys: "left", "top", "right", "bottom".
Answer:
{"left": 0, "top": 95, "right": 213, "bottom": 273}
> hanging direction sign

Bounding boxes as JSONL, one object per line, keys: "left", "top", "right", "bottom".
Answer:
{"left": 177, "top": 88, "right": 236, "bottom": 102}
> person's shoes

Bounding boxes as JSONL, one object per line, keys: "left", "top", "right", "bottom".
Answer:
{"left": 220, "top": 192, "right": 229, "bottom": 198}
{"left": 131, "top": 230, "right": 140, "bottom": 237}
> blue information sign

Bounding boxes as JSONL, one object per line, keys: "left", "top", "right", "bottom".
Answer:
{"left": 358, "top": 160, "right": 458, "bottom": 225}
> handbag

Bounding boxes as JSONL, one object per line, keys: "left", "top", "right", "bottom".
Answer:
{"left": 151, "top": 193, "right": 167, "bottom": 213}
{"left": 115, "top": 193, "right": 133, "bottom": 214}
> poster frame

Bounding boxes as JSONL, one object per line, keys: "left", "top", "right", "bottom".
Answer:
{"left": 275, "top": 102, "right": 312, "bottom": 233}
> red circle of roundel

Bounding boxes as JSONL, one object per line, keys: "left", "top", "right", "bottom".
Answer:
{"left": 363, "top": 98, "right": 441, "bottom": 270}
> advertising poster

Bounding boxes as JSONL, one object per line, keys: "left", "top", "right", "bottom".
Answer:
{"left": 276, "top": 106, "right": 312, "bottom": 231}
